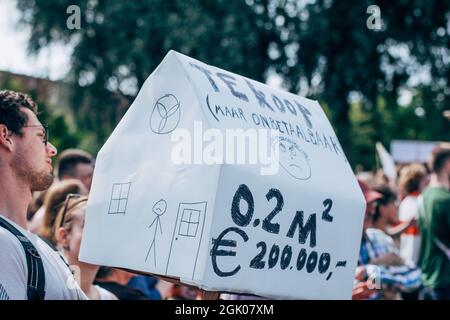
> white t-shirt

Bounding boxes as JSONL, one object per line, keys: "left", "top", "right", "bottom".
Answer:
{"left": 398, "top": 195, "right": 421, "bottom": 265}
{"left": 0, "top": 216, "right": 87, "bottom": 300}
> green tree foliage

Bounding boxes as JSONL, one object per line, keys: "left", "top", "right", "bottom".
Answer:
{"left": 16, "top": 0, "right": 450, "bottom": 168}
{"left": 275, "top": 0, "right": 450, "bottom": 167}
{"left": 0, "top": 74, "right": 81, "bottom": 152}
{"left": 16, "top": 0, "right": 279, "bottom": 150}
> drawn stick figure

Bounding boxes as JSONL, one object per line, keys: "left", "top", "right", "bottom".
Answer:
{"left": 145, "top": 199, "right": 167, "bottom": 267}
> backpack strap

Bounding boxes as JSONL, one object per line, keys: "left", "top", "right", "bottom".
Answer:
{"left": 0, "top": 217, "right": 46, "bottom": 300}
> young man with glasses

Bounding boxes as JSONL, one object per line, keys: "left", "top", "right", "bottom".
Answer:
{"left": 0, "top": 90, "right": 87, "bottom": 300}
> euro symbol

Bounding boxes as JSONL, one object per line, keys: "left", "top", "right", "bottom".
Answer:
{"left": 210, "top": 227, "right": 249, "bottom": 277}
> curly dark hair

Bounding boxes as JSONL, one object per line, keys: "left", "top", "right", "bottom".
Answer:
{"left": 0, "top": 90, "right": 38, "bottom": 136}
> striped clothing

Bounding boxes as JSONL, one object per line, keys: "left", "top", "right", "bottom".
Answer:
{"left": 358, "top": 228, "right": 422, "bottom": 299}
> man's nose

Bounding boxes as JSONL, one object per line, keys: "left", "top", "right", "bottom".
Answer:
{"left": 46, "top": 142, "right": 58, "bottom": 157}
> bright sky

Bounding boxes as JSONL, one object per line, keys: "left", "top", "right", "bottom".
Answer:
{"left": 0, "top": 0, "right": 72, "bottom": 80}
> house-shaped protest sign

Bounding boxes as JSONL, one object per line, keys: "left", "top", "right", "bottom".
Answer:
{"left": 79, "top": 50, "right": 366, "bottom": 299}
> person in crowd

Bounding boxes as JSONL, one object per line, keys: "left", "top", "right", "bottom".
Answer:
{"left": 371, "top": 186, "right": 400, "bottom": 233}
{"left": 419, "top": 145, "right": 450, "bottom": 300}
{"left": 372, "top": 185, "right": 422, "bottom": 299}
{"left": 95, "top": 267, "right": 148, "bottom": 300}
{"left": 352, "top": 180, "right": 421, "bottom": 300}
{"left": 54, "top": 148, "right": 95, "bottom": 192}
{"left": 127, "top": 275, "right": 161, "bottom": 300}
{"left": 28, "top": 149, "right": 94, "bottom": 232}
{"left": 372, "top": 185, "right": 417, "bottom": 245}
{"left": 165, "top": 284, "right": 200, "bottom": 300}
{"left": 398, "top": 163, "right": 428, "bottom": 265}
{"left": 0, "top": 90, "right": 86, "bottom": 299}
{"left": 53, "top": 194, "right": 117, "bottom": 300}
{"left": 28, "top": 179, "right": 88, "bottom": 239}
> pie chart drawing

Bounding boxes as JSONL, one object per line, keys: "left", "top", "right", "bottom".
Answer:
{"left": 150, "top": 94, "right": 181, "bottom": 134}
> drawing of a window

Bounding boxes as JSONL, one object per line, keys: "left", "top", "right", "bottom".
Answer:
{"left": 108, "top": 182, "right": 131, "bottom": 214}
{"left": 178, "top": 208, "right": 200, "bottom": 237}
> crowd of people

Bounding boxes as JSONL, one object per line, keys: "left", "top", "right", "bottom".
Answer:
{"left": 353, "top": 147, "right": 450, "bottom": 300}
{"left": 0, "top": 90, "right": 448, "bottom": 300}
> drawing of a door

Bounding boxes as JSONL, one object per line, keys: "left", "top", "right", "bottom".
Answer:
{"left": 165, "top": 202, "right": 207, "bottom": 279}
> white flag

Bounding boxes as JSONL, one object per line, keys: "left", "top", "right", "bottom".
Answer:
{"left": 376, "top": 142, "right": 397, "bottom": 180}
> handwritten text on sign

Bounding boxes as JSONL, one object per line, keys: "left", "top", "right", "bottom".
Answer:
{"left": 189, "top": 62, "right": 346, "bottom": 161}
{"left": 210, "top": 184, "right": 347, "bottom": 281}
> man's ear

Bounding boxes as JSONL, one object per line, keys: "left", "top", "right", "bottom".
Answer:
{"left": 0, "top": 124, "right": 14, "bottom": 151}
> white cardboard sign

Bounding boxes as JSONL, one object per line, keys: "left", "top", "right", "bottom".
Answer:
{"left": 79, "top": 50, "right": 366, "bottom": 299}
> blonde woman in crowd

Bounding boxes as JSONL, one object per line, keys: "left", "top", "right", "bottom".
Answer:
{"left": 54, "top": 194, "right": 117, "bottom": 300}
{"left": 30, "top": 179, "right": 88, "bottom": 245}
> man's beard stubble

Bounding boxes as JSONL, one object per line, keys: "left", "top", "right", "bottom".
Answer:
{"left": 30, "top": 171, "right": 53, "bottom": 191}
{"left": 12, "top": 150, "right": 54, "bottom": 191}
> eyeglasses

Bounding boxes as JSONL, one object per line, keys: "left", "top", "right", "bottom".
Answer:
{"left": 22, "top": 124, "right": 48, "bottom": 145}
{"left": 59, "top": 193, "right": 83, "bottom": 228}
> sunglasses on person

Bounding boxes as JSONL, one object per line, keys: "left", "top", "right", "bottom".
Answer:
{"left": 22, "top": 124, "right": 49, "bottom": 145}
{"left": 59, "top": 193, "right": 87, "bottom": 228}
